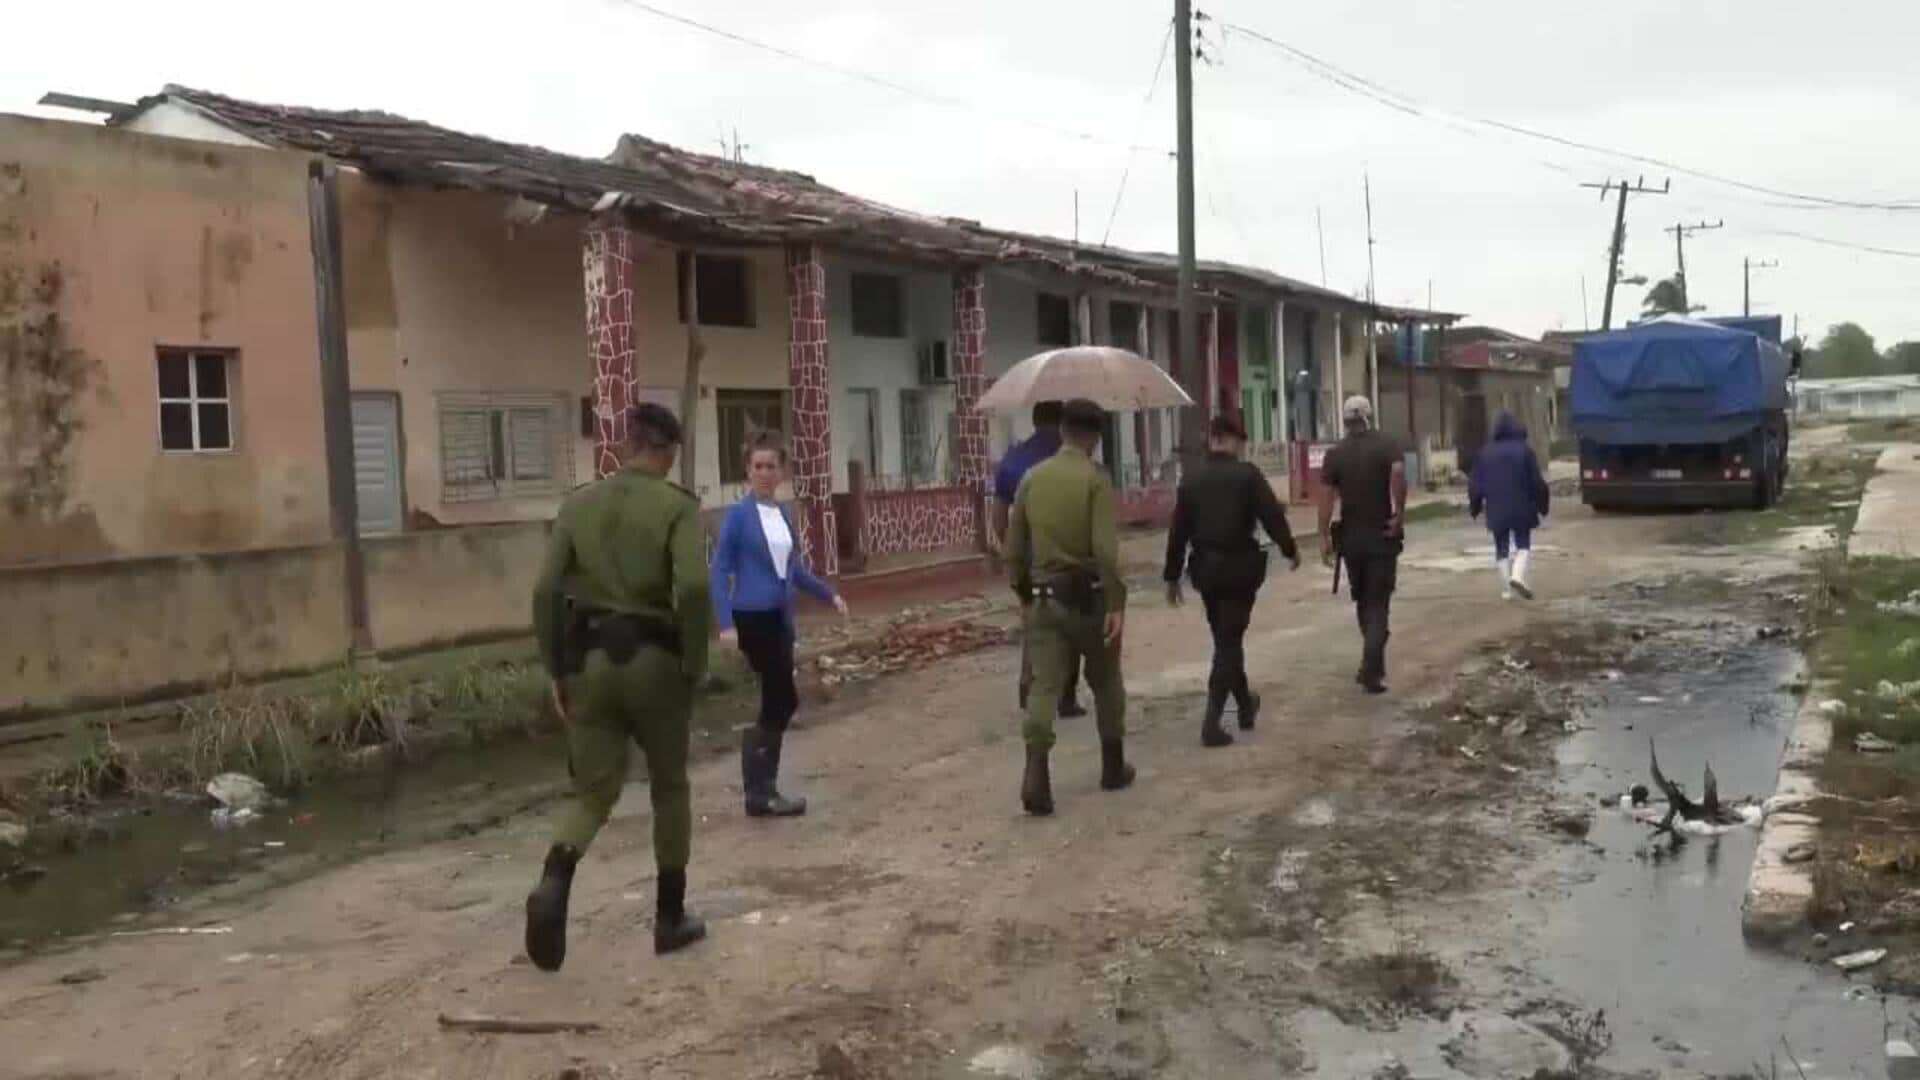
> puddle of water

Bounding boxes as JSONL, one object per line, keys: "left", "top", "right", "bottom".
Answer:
{"left": 1532, "top": 634, "right": 1892, "bottom": 1076}
{"left": 0, "top": 732, "right": 568, "bottom": 953}
{"left": 1289, "top": 1007, "right": 1571, "bottom": 1079}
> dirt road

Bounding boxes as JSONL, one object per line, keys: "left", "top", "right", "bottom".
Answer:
{"left": 0, "top": 496, "right": 1882, "bottom": 1078}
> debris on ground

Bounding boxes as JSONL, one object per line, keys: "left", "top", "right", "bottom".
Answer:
{"left": 1856, "top": 732, "right": 1900, "bottom": 754}
{"left": 205, "top": 773, "right": 271, "bottom": 811}
{"left": 0, "top": 822, "right": 25, "bottom": 849}
{"left": 1879, "top": 590, "right": 1920, "bottom": 618}
{"left": 1755, "top": 625, "right": 1792, "bottom": 640}
{"left": 1833, "top": 948, "right": 1888, "bottom": 971}
{"left": 107, "top": 926, "right": 233, "bottom": 938}
{"left": 436, "top": 1014, "right": 603, "bottom": 1035}
{"left": 811, "top": 620, "right": 1012, "bottom": 686}
{"left": 1877, "top": 680, "right": 1920, "bottom": 703}
{"left": 1896, "top": 639, "right": 1920, "bottom": 660}
{"left": 211, "top": 807, "right": 259, "bottom": 829}
{"left": 1819, "top": 699, "right": 1850, "bottom": 717}
{"left": 55, "top": 968, "right": 105, "bottom": 986}
{"left": 1784, "top": 843, "right": 1818, "bottom": 864}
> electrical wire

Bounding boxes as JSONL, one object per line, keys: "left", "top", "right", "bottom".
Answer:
{"left": 605, "top": 0, "right": 1170, "bottom": 154}
{"left": 1100, "top": 18, "right": 1175, "bottom": 247}
{"left": 1755, "top": 227, "right": 1920, "bottom": 260}
{"left": 1218, "top": 18, "right": 1920, "bottom": 213}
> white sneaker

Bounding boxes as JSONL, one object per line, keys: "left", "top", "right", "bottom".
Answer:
{"left": 1511, "top": 550, "right": 1534, "bottom": 600}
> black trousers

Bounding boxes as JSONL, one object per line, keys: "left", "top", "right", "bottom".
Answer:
{"left": 733, "top": 609, "right": 798, "bottom": 734}
{"left": 1200, "top": 588, "right": 1257, "bottom": 711}
{"left": 1343, "top": 548, "right": 1399, "bottom": 683}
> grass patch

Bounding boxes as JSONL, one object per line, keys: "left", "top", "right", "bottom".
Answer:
{"left": 1687, "top": 449, "right": 1879, "bottom": 546}
{"left": 1402, "top": 500, "right": 1464, "bottom": 525}
{"left": 1811, "top": 556, "right": 1920, "bottom": 750}
{"left": 1846, "top": 416, "right": 1920, "bottom": 445}
{"left": 28, "top": 657, "right": 555, "bottom": 810}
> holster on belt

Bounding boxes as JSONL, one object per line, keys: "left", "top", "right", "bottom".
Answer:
{"left": 1039, "top": 570, "right": 1101, "bottom": 615}
{"left": 578, "top": 610, "right": 682, "bottom": 665}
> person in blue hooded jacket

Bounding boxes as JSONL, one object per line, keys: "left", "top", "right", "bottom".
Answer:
{"left": 1468, "top": 412, "right": 1551, "bottom": 600}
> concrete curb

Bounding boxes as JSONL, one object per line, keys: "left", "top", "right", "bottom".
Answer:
{"left": 1741, "top": 686, "right": 1833, "bottom": 942}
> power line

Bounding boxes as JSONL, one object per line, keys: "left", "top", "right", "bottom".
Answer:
{"left": 1217, "top": 18, "right": 1920, "bottom": 213}
{"left": 1754, "top": 227, "right": 1920, "bottom": 259}
{"left": 1101, "top": 18, "right": 1175, "bottom": 246}
{"left": 605, "top": 0, "right": 1170, "bottom": 154}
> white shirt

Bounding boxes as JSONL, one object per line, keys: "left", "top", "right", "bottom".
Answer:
{"left": 757, "top": 502, "right": 793, "bottom": 581}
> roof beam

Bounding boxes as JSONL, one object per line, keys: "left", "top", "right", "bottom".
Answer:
{"left": 37, "top": 92, "right": 135, "bottom": 115}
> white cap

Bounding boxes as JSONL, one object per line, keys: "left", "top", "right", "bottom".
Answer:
{"left": 1342, "top": 395, "right": 1374, "bottom": 422}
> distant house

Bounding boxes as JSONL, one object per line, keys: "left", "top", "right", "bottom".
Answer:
{"left": 1796, "top": 375, "right": 1920, "bottom": 419}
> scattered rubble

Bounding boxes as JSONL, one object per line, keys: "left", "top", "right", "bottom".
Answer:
{"left": 1877, "top": 680, "right": 1920, "bottom": 703}
{"left": 1880, "top": 590, "right": 1920, "bottom": 618}
{"left": 206, "top": 773, "right": 270, "bottom": 812}
{"left": 812, "top": 620, "right": 1012, "bottom": 686}
{"left": 1833, "top": 948, "right": 1888, "bottom": 972}
{"left": 0, "top": 822, "right": 25, "bottom": 850}
{"left": 1855, "top": 732, "right": 1900, "bottom": 754}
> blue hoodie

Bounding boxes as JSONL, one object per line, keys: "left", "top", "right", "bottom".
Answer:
{"left": 1469, "top": 412, "right": 1551, "bottom": 534}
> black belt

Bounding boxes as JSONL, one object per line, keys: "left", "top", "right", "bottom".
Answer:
{"left": 1031, "top": 571, "right": 1100, "bottom": 614}
{"left": 581, "top": 612, "right": 681, "bottom": 663}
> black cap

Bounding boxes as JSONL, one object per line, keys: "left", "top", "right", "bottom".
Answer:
{"left": 1060, "top": 398, "right": 1105, "bottom": 436}
{"left": 1210, "top": 413, "right": 1248, "bottom": 440}
{"left": 628, "top": 403, "right": 683, "bottom": 448}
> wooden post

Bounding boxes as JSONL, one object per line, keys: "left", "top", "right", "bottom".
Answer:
{"left": 1274, "top": 300, "right": 1290, "bottom": 448}
{"left": 306, "top": 159, "right": 372, "bottom": 656}
{"left": 679, "top": 250, "right": 705, "bottom": 493}
{"left": 845, "top": 460, "right": 867, "bottom": 573}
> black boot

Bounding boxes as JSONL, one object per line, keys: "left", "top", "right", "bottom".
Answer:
{"left": 654, "top": 867, "right": 707, "bottom": 955}
{"left": 760, "top": 729, "right": 807, "bottom": 817}
{"left": 1058, "top": 695, "right": 1088, "bottom": 720}
{"left": 1100, "top": 738, "right": 1136, "bottom": 791}
{"left": 1020, "top": 747, "right": 1054, "bottom": 816}
{"left": 524, "top": 843, "right": 579, "bottom": 972}
{"left": 742, "top": 729, "right": 806, "bottom": 818}
{"left": 1200, "top": 693, "right": 1234, "bottom": 748}
{"left": 1237, "top": 690, "right": 1261, "bottom": 731}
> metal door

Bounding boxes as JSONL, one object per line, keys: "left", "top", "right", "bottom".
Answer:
{"left": 351, "top": 393, "right": 403, "bottom": 536}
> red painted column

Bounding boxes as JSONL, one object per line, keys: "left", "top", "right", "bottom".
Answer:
{"left": 951, "top": 268, "right": 989, "bottom": 490}
{"left": 785, "top": 243, "right": 838, "bottom": 576}
{"left": 582, "top": 222, "right": 636, "bottom": 478}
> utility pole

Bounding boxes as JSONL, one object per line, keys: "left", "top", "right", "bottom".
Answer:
{"left": 1665, "top": 219, "right": 1723, "bottom": 311}
{"left": 1174, "top": 0, "right": 1204, "bottom": 462}
{"left": 1580, "top": 177, "right": 1668, "bottom": 330}
{"left": 1364, "top": 171, "right": 1380, "bottom": 407}
{"left": 1743, "top": 256, "right": 1778, "bottom": 317}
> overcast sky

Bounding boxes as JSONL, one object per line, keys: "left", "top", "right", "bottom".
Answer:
{"left": 9, "top": 0, "right": 1917, "bottom": 346}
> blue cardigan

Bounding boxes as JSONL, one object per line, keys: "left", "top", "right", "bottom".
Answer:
{"left": 710, "top": 497, "right": 836, "bottom": 630}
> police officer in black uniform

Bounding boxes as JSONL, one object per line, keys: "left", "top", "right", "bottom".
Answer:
{"left": 1163, "top": 413, "right": 1300, "bottom": 747}
{"left": 1318, "top": 395, "right": 1407, "bottom": 695}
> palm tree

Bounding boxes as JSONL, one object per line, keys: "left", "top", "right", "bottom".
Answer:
{"left": 1641, "top": 275, "right": 1692, "bottom": 317}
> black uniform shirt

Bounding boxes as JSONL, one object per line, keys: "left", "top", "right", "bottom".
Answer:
{"left": 1321, "top": 429, "right": 1405, "bottom": 550}
{"left": 1163, "top": 451, "right": 1298, "bottom": 584}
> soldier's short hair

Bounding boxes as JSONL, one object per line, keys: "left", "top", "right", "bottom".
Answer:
{"left": 1060, "top": 399, "right": 1105, "bottom": 438}
{"left": 1031, "top": 400, "right": 1065, "bottom": 428}
{"left": 1210, "top": 413, "right": 1248, "bottom": 441}
{"left": 628, "top": 403, "right": 683, "bottom": 449}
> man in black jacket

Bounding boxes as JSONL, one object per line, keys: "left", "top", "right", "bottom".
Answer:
{"left": 1164, "top": 414, "right": 1301, "bottom": 747}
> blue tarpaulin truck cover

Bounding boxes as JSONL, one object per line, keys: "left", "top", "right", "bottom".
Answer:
{"left": 1571, "top": 315, "right": 1790, "bottom": 446}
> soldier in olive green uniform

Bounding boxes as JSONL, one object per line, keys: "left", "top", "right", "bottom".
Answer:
{"left": 524, "top": 404, "right": 710, "bottom": 971}
{"left": 1004, "top": 398, "right": 1135, "bottom": 816}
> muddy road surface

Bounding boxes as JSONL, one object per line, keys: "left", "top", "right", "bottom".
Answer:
{"left": 0, "top": 498, "right": 1895, "bottom": 1078}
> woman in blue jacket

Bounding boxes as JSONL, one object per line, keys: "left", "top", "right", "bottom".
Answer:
{"left": 711, "top": 435, "right": 848, "bottom": 818}
{"left": 1469, "top": 411, "right": 1551, "bottom": 600}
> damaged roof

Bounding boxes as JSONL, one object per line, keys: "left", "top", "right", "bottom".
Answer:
{"left": 107, "top": 85, "right": 1456, "bottom": 318}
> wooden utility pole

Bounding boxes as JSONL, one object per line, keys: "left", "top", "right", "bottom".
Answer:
{"left": 1580, "top": 177, "right": 1668, "bottom": 330}
{"left": 1665, "top": 219, "right": 1723, "bottom": 311}
{"left": 306, "top": 159, "right": 372, "bottom": 656}
{"left": 1744, "top": 256, "right": 1778, "bottom": 317}
{"left": 1174, "top": 0, "right": 1204, "bottom": 466}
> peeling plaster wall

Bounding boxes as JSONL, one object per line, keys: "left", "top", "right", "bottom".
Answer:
{"left": 0, "top": 115, "right": 328, "bottom": 566}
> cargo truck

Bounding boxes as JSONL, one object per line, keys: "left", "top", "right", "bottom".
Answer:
{"left": 1572, "top": 315, "right": 1798, "bottom": 510}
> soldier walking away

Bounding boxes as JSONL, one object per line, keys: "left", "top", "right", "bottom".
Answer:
{"left": 1005, "top": 399, "right": 1134, "bottom": 816}
{"left": 1163, "top": 413, "right": 1301, "bottom": 747}
{"left": 1317, "top": 395, "right": 1407, "bottom": 696}
{"left": 993, "top": 400, "right": 1089, "bottom": 720}
{"left": 711, "top": 434, "right": 850, "bottom": 818}
{"left": 525, "top": 403, "right": 711, "bottom": 972}
{"left": 1468, "top": 411, "right": 1550, "bottom": 601}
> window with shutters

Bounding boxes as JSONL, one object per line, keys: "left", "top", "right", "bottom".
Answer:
{"left": 437, "top": 392, "right": 570, "bottom": 502}
{"left": 676, "top": 252, "right": 755, "bottom": 328}
{"left": 157, "top": 348, "right": 236, "bottom": 452}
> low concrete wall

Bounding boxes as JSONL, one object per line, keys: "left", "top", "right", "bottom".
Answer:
{"left": 0, "top": 545, "right": 353, "bottom": 717}
{"left": 2, "top": 522, "right": 558, "bottom": 717}
{"left": 364, "top": 522, "right": 550, "bottom": 653}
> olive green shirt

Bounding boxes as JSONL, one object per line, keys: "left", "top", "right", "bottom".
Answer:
{"left": 531, "top": 466, "right": 711, "bottom": 683}
{"left": 1005, "top": 445, "right": 1127, "bottom": 612}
